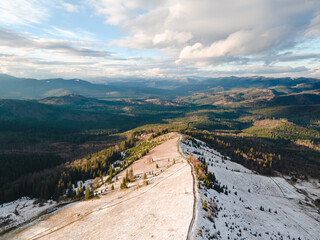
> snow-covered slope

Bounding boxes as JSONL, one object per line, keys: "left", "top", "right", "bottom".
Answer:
{"left": 180, "top": 138, "right": 320, "bottom": 240}
{"left": 0, "top": 197, "right": 56, "bottom": 233}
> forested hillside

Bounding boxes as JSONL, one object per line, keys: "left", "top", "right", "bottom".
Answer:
{"left": 1, "top": 75, "right": 320, "bottom": 204}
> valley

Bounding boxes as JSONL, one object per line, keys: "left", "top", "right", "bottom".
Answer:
{"left": 2, "top": 1, "right": 320, "bottom": 239}
{"left": 0, "top": 75, "right": 320, "bottom": 239}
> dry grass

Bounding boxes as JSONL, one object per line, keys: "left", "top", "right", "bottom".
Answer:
{"left": 252, "top": 119, "right": 287, "bottom": 128}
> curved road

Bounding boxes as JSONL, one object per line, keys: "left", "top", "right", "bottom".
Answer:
{"left": 176, "top": 137, "right": 197, "bottom": 240}
{"left": 186, "top": 162, "right": 196, "bottom": 240}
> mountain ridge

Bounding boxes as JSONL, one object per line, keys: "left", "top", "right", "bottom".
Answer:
{"left": 1, "top": 73, "right": 320, "bottom": 100}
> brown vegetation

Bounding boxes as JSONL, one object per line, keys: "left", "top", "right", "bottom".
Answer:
{"left": 188, "top": 154, "right": 206, "bottom": 179}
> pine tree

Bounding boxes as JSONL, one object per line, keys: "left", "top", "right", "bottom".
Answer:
{"left": 128, "top": 168, "right": 134, "bottom": 182}
{"left": 120, "top": 177, "right": 127, "bottom": 189}
{"left": 125, "top": 170, "right": 129, "bottom": 182}
{"left": 85, "top": 187, "right": 90, "bottom": 200}
{"left": 76, "top": 187, "right": 81, "bottom": 198}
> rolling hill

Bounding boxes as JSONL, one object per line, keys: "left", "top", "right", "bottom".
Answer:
{"left": 0, "top": 74, "right": 168, "bottom": 99}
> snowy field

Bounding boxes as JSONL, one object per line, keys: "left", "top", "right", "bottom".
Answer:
{"left": 180, "top": 138, "right": 320, "bottom": 240}
{"left": 0, "top": 197, "right": 56, "bottom": 233}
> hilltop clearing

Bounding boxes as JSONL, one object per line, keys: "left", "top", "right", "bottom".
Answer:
{"left": 3, "top": 133, "right": 194, "bottom": 240}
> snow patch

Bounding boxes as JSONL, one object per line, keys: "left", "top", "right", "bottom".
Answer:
{"left": 0, "top": 197, "right": 56, "bottom": 233}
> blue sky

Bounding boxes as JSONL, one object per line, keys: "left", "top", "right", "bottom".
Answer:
{"left": 0, "top": 0, "right": 320, "bottom": 80}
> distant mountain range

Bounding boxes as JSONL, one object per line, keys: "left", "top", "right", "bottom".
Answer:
{"left": 173, "top": 76, "right": 320, "bottom": 95}
{"left": 1, "top": 73, "right": 320, "bottom": 100}
{"left": 0, "top": 74, "right": 168, "bottom": 99}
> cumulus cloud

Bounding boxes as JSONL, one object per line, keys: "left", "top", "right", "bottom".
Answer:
{"left": 88, "top": 0, "right": 158, "bottom": 25}
{"left": 90, "top": 0, "right": 320, "bottom": 66}
{"left": 0, "top": 0, "right": 319, "bottom": 78}
{"left": 179, "top": 28, "right": 288, "bottom": 62}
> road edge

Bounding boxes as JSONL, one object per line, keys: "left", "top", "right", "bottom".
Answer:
{"left": 176, "top": 135, "right": 197, "bottom": 240}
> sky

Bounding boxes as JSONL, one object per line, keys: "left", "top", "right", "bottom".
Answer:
{"left": 0, "top": 0, "right": 320, "bottom": 80}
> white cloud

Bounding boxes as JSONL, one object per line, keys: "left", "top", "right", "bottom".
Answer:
{"left": 88, "top": 0, "right": 158, "bottom": 25}
{"left": 59, "top": 1, "right": 82, "bottom": 13}
{"left": 46, "top": 27, "right": 98, "bottom": 42}
{"left": 0, "top": 0, "right": 49, "bottom": 25}
{"left": 153, "top": 30, "right": 192, "bottom": 46}
{"left": 0, "top": 0, "right": 319, "bottom": 78}
{"left": 90, "top": 0, "right": 320, "bottom": 67}
{"left": 178, "top": 28, "right": 287, "bottom": 65}
{"left": 305, "top": 12, "right": 320, "bottom": 36}
{"left": 0, "top": 27, "right": 110, "bottom": 57}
